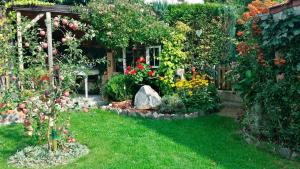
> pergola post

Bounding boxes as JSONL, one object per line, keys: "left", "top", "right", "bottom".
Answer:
{"left": 122, "top": 48, "right": 126, "bottom": 73}
{"left": 16, "top": 11, "right": 23, "bottom": 90}
{"left": 46, "top": 12, "right": 54, "bottom": 87}
{"left": 84, "top": 75, "right": 88, "bottom": 98}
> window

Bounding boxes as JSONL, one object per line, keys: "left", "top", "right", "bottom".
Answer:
{"left": 146, "top": 46, "right": 161, "bottom": 68}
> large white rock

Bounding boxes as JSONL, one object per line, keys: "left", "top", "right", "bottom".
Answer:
{"left": 134, "top": 85, "right": 161, "bottom": 109}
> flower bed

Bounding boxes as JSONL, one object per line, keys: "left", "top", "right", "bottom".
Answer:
{"left": 8, "top": 143, "right": 89, "bottom": 168}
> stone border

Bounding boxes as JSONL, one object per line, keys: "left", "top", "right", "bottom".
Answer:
{"left": 100, "top": 105, "right": 201, "bottom": 120}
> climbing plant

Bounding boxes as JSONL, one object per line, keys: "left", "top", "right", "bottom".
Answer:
{"left": 0, "top": 12, "right": 96, "bottom": 151}
{"left": 232, "top": 0, "right": 300, "bottom": 154}
{"left": 78, "top": 0, "right": 172, "bottom": 49}
{"left": 163, "top": 3, "right": 237, "bottom": 74}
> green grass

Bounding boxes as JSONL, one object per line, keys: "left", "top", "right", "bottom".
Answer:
{"left": 0, "top": 110, "right": 299, "bottom": 169}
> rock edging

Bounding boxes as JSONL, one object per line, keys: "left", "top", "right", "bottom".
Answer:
{"left": 100, "top": 105, "right": 201, "bottom": 120}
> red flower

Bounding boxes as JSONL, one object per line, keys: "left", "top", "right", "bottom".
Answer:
{"left": 148, "top": 71, "right": 154, "bottom": 76}
{"left": 127, "top": 66, "right": 131, "bottom": 70}
{"left": 137, "top": 64, "right": 144, "bottom": 70}
{"left": 124, "top": 69, "right": 129, "bottom": 75}
{"left": 149, "top": 65, "right": 152, "bottom": 69}
{"left": 130, "top": 69, "right": 137, "bottom": 75}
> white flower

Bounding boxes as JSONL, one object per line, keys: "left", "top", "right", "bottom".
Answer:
{"left": 106, "top": 31, "right": 112, "bottom": 36}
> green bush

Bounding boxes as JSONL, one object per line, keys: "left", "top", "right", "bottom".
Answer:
{"left": 158, "top": 95, "right": 186, "bottom": 114}
{"left": 103, "top": 74, "right": 136, "bottom": 101}
{"left": 181, "top": 84, "right": 220, "bottom": 114}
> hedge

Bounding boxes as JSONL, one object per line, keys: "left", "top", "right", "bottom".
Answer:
{"left": 163, "top": 3, "right": 237, "bottom": 67}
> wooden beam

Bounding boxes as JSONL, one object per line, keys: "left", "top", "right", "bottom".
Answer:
{"left": 23, "top": 13, "right": 45, "bottom": 33}
{"left": 16, "top": 11, "right": 24, "bottom": 90}
{"left": 12, "top": 5, "right": 76, "bottom": 14}
{"left": 46, "top": 12, "right": 54, "bottom": 87}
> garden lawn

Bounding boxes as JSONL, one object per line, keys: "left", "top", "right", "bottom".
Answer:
{"left": 0, "top": 110, "right": 299, "bottom": 169}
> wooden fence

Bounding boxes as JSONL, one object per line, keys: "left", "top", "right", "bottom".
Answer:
{"left": 215, "top": 65, "right": 232, "bottom": 90}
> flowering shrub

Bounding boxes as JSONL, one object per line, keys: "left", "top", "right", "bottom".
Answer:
{"left": 125, "top": 57, "right": 157, "bottom": 86}
{"left": 232, "top": 0, "right": 300, "bottom": 154}
{"left": 175, "top": 75, "right": 219, "bottom": 113}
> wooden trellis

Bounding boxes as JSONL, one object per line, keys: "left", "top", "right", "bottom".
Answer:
{"left": 16, "top": 11, "right": 54, "bottom": 89}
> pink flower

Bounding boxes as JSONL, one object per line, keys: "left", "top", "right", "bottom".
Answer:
{"left": 127, "top": 66, "right": 131, "bottom": 70}
{"left": 124, "top": 69, "right": 129, "bottom": 75}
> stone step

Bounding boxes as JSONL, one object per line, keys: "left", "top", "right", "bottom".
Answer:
{"left": 218, "top": 90, "right": 242, "bottom": 103}
{"left": 221, "top": 101, "right": 242, "bottom": 108}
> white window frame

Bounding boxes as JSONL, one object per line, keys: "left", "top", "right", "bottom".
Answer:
{"left": 146, "top": 45, "right": 161, "bottom": 68}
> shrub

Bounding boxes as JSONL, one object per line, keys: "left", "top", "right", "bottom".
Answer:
{"left": 158, "top": 21, "right": 191, "bottom": 94}
{"left": 103, "top": 74, "right": 136, "bottom": 101}
{"left": 175, "top": 75, "right": 220, "bottom": 113}
{"left": 158, "top": 95, "right": 186, "bottom": 114}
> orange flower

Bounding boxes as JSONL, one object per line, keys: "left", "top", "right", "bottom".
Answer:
{"left": 240, "top": 0, "right": 277, "bottom": 22}
{"left": 237, "top": 31, "right": 244, "bottom": 37}
{"left": 236, "top": 42, "right": 250, "bottom": 56}
{"left": 252, "top": 22, "right": 262, "bottom": 35}
{"left": 242, "top": 12, "right": 251, "bottom": 21}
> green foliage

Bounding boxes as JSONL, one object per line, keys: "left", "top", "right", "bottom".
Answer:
{"left": 158, "top": 95, "right": 186, "bottom": 114}
{"left": 150, "top": 0, "right": 169, "bottom": 19}
{"left": 163, "top": 3, "right": 237, "bottom": 73}
{"left": 4, "top": 0, "right": 54, "bottom": 8}
{"left": 181, "top": 84, "right": 220, "bottom": 114}
{"left": 0, "top": 10, "right": 16, "bottom": 78}
{"left": 232, "top": 6, "right": 300, "bottom": 152}
{"left": 158, "top": 21, "right": 191, "bottom": 94}
{"left": 79, "top": 0, "right": 172, "bottom": 49}
{"left": 103, "top": 74, "right": 136, "bottom": 101}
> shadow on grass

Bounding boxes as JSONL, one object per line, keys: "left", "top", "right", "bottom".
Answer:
{"left": 132, "top": 114, "right": 300, "bottom": 169}
{"left": 0, "top": 124, "right": 34, "bottom": 160}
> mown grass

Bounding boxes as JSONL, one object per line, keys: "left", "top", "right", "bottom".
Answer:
{"left": 0, "top": 110, "right": 299, "bottom": 169}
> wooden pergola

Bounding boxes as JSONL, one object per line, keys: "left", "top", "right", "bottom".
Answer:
{"left": 11, "top": 5, "right": 106, "bottom": 98}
